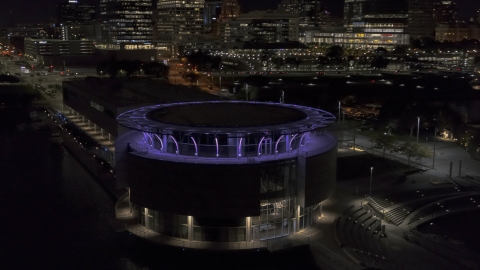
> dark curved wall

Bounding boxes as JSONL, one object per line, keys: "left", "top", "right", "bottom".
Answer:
{"left": 297, "top": 147, "right": 337, "bottom": 208}
{"left": 128, "top": 146, "right": 337, "bottom": 218}
{"left": 128, "top": 154, "right": 263, "bottom": 218}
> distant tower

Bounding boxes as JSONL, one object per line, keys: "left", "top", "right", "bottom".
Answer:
{"left": 278, "top": 0, "right": 321, "bottom": 26}
{"left": 408, "top": 0, "right": 436, "bottom": 39}
{"left": 204, "top": 1, "right": 222, "bottom": 33}
{"left": 100, "top": 0, "right": 153, "bottom": 43}
{"left": 219, "top": 0, "right": 241, "bottom": 23}
{"left": 155, "top": 0, "right": 205, "bottom": 41}
{"left": 57, "top": 0, "right": 95, "bottom": 25}
{"left": 433, "top": 1, "right": 457, "bottom": 25}
{"left": 343, "top": 0, "right": 409, "bottom": 49}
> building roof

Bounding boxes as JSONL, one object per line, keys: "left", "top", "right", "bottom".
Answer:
{"left": 63, "top": 78, "right": 220, "bottom": 108}
{"left": 147, "top": 102, "right": 306, "bottom": 127}
{"left": 117, "top": 101, "right": 336, "bottom": 136}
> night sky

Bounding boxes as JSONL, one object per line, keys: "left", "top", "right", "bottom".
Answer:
{"left": 0, "top": 0, "right": 479, "bottom": 26}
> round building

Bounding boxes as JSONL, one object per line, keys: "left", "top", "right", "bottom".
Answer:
{"left": 116, "top": 101, "right": 337, "bottom": 246}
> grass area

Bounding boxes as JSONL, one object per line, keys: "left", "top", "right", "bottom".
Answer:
{"left": 337, "top": 153, "right": 412, "bottom": 181}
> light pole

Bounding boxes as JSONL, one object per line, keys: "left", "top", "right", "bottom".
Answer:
{"left": 417, "top": 117, "right": 420, "bottom": 143}
{"left": 433, "top": 128, "right": 437, "bottom": 169}
{"left": 428, "top": 222, "right": 433, "bottom": 234}
{"left": 370, "top": 167, "right": 373, "bottom": 198}
{"left": 338, "top": 101, "right": 341, "bottom": 123}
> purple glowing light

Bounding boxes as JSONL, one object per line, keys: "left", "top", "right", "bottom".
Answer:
{"left": 190, "top": 137, "right": 198, "bottom": 155}
{"left": 289, "top": 133, "right": 298, "bottom": 150}
{"left": 275, "top": 135, "right": 284, "bottom": 153}
{"left": 257, "top": 136, "right": 265, "bottom": 156}
{"left": 154, "top": 134, "right": 164, "bottom": 150}
{"left": 169, "top": 135, "right": 179, "bottom": 154}
{"left": 238, "top": 138, "right": 243, "bottom": 157}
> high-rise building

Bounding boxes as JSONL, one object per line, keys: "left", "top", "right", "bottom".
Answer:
{"left": 343, "top": 0, "right": 409, "bottom": 49}
{"left": 204, "top": 1, "right": 222, "bottom": 33}
{"left": 218, "top": 0, "right": 241, "bottom": 23}
{"left": 100, "top": 0, "right": 153, "bottom": 43}
{"left": 219, "top": 10, "right": 299, "bottom": 43}
{"left": 278, "top": 0, "right": 321, "bottom": 26}
{"left": 433, "top": 1, "right": 457, "bottom": 25}
{"left": 408, "top": 0, "right": 436, "bottom": 39}
{"left": 155, "top": 0, "right": 205, "bottom": 42}
{"left": 57, "top": 0, "right": 96, "bottom": 25}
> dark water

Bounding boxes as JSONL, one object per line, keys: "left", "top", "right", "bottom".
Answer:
{"left": 0, "top": 127, "right": 318, "bottom": 270}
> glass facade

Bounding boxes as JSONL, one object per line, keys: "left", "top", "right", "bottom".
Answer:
{"left": 139, "top": 202, "right": 321, "bottom": 243}
{"left": 100, "top": 0, "right": 153, "bottom": 43}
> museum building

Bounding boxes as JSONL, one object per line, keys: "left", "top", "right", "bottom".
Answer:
{"left": 116, "top": 100, "right": 338, "bottom": 243}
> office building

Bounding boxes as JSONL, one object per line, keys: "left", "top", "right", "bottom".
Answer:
{"left": 433, "top": 1, "right": 457, "bottom": 25}
{"left": 204, "top": 1, "right": 222, "bottom": 33}
{"left": 435, "top": 24, "right": 480, "bottom": 42}
{"left": 57, "top": 0, "right": 96, "bottom": 25}
{"left": 278, "top": 0, "right": 321, "bottom": 26}
{"left": 100, "top": 0, "right": 153, "bottom": 43}
{"left": 342, "top": 0, "right": 409, "bottom": 49}
{"left": 219, "top": 10, "right": 299, "bottom": 43}
{"left": 218, "top": 0, "right": 241, "bottom": 23}
{"left": 155, "top": 0, "right": 205, "bottom": 42}
{"left": 408, "top": 0, "right": 436, "bottom": 39}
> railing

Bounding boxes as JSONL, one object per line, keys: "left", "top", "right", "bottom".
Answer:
{"left": 408, "top": 204, "right": 480, "bottom": 229}
{"left": 127, "top": 133, "right": 337, "bottom": 164}
{"left": 114, "top": 192, "right": 132, "bottom": 218}
{"left": 361, "top": 199, "right": 385, "bottom": 221}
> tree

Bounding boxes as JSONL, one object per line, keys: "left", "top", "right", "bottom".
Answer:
{"left": 391, "top": 141, "right": 432, "bottom": 166}
{"left": 144, "top": 62, "right": 169, "bottom": 78}
{"left": 260, "top": 49, "right": 276, "bottom": 71}
{"left": 369, "top": 134, "right": 396, "bottom": 157}
{"left": 285, "top": 57, "right": 302, "bottom": 70}
{"left": 184, "top": 72, "right": 199, "bottom": 84}
{"left": 326, "top": 45, "right": 343, "bottom": 58}
{"left": 272, "top": 57, "right": 285, "bottom": 71}
{"left": 317, "top": 55, "right": 330, "bottom": 70}
{"left": 374, "top": 47, "right": 388, "bottom": 55}
{"left": 385, "top": 119, "right": 398, "bottom": 135}
{"left": 96, "top": 60, "right": 109, "bottom": 75}
{"left": 370, "top": 56, "right": 389, "bottom": 70}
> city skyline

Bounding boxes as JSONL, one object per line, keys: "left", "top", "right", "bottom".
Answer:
{"left": 0, "top": 0, "right": 479, "bottom": 26}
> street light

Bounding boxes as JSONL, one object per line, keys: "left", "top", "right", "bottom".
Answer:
{"left": 433, "top": 128, "right": 437, "bottom": 169}
{"left": 338, "top": 101, "right": 341, "bottom": 123}
{"left": 417, "top": 117, "right": 420, "bottom": 143}
{"left": 370, "top": 167, "right": 373, "bottom": 198}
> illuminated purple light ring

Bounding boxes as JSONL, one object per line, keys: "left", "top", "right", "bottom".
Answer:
{"left": 190, "top": 137, "right": 198, "bottom": 155}
{"left": 154, "top": 134, "right": 164, "bottom": 150}
{"left": 289, "top": 133, "right": 298, "bottom": 150}
{"left": 257, "top": 136, "right": 266, "bottom": 156}
{"left": 238, "top": 138, "right": 243, "bottom": 157}
{"left": 169, "top": 135, "right": 179, "bottom": 154}
{"left": 275, "top": 135, "right": 285, "bottom": 153}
